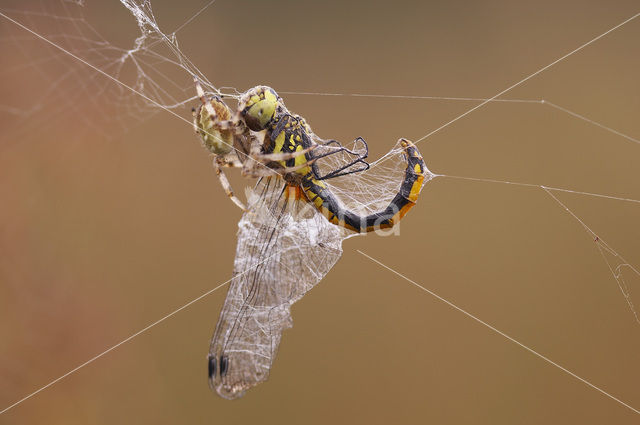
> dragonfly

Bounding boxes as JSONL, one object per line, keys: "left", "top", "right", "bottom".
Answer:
{"left": 193, "top": 80, "right": 432, "bottom": 399}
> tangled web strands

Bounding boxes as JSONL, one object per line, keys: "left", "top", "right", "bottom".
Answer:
{"left": 209, "top": 144, "right": 435, "bottom": 399}
{"left": 0, "top": 0, "right": 220, "bottom": 139}
{"left": 118, "top": 0, "right": 215, "bottom": 89}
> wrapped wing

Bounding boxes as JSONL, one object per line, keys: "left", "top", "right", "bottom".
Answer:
{"left": 208, "top": 177, "right": 350, "bottom": 399}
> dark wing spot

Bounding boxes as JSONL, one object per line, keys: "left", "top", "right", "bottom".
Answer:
{"left": 220, "top": 355, "right": 229, "bottom": 377}
{"left": 208, "top": 354, "right": 217, "bottom": 379}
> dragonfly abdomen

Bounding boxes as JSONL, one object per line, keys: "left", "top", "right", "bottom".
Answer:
{"left": 302, "top": 139, "right": 426, "bottom": 233}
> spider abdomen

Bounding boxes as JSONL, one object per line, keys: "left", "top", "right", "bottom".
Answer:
{"left": 194, "top": 95, "right": 234, "bottom": 155}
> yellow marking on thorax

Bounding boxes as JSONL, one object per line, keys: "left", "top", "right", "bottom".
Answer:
{"left": 293, "top": 144, "right": 311, "bottom": 175}
{"left": 273, "top": 131, "right": 286, "bottom": 156}
{"left": 294, "top": 144, "right": 304, "bottom": 164}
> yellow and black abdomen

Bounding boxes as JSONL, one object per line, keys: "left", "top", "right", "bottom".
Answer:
{"left": 302, "top": 139, "right": 426, "bottom": 233}
{"left": 266, "top": 114, "right": 426, "bottom": 233}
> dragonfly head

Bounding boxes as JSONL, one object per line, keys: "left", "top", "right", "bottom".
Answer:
{"left": 240, "top": 86, "right": 283, "bottom": 131}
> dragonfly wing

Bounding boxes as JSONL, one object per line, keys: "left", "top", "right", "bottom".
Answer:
{"left": 208, "top": 178, "right": 350, "bottom": 399}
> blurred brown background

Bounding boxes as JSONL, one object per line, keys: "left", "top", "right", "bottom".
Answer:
{"left": 1, "top": 1, "right": 639, "bottom": 424}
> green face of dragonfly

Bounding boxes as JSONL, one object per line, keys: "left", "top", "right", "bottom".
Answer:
{"left": 240, "top": 87, "right": 280, "bottom": 131}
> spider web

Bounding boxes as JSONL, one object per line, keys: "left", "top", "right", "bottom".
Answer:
{"left": 0, "top": 0, "right": 639, "bottom": 418}
{"left": 0, "top": 0, "right": 223, "bottom": 147}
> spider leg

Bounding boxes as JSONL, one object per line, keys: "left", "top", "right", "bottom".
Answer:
{"left": 195, "top": 80, "right": 229, "bottom": 131}
{"left": 272, "top": 159, "right": 318, "bottom": 174}
{"left": 212, "top": 156, "right": 246, "bottom": 211}
{"left": 194, "top": 80, "right": 247, "bottom": 157}
{"left": 242, "top": 157, "right": 318, "bottom": 178}
{"left": 253, "top": 145, "right": 315, "bottom": 162}
{"left": 219, "top": 119, "right": 247, "bottom": 135}
{"left": 217, "top": 152, "right": 243, "bottom": 168}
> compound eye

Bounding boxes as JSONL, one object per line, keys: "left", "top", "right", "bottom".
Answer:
{"left": 243, "top": 106, "right": 266, "bottom": 131}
